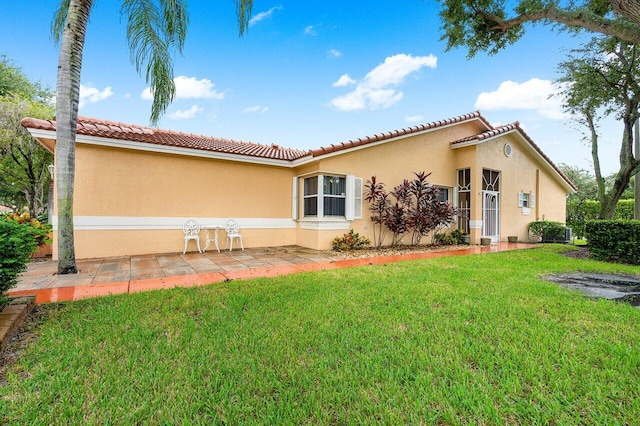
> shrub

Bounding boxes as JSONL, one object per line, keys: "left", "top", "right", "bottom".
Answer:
{"left": 614, "top": 199, "right": 635, "bottom": 220}
{"left": 2, "top": 212, "right": 51, "bottom": 246}
{"left": 434, "top": 228, "right": 468, "bottom": 245}
{"left": 332, "top": 229, "right": 371, "bottom": 252}
{"left": 567, "top": 199, "right": 635, "bottom": 238}
{"left": 586, "top": 220, "right": 640, "bottom": 265}
{"left": 363, "top": 176, "right": 390, "bottom": 248}
{"left": 0, "top": 219, "right": 39, "bottom": 298}
{"left": 528, "top": 221, "right": 567, "bottom": 242}
{"left": 365, "top": 172, "right": 460, "bottom": 247}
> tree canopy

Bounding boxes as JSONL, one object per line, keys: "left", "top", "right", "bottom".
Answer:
{"left": 440, "top": 0, "right": 640, "bottom": 57}
{"left": 0, "top": 57, "right": 54, "bottom": 215}
{"left": 556, "top": 37, "right": 640, "bottom": 218}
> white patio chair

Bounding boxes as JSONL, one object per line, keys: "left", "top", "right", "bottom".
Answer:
{"left": 182, "top": 219, "right": 202, "bottom": 254}
{"left": 224, "top": 219, "right": 244, "bottom": 251}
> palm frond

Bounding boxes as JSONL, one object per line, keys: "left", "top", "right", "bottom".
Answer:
{"left": 121, "top": 0, "right": 189, "bottom": 125}
{"left": 51, "top": 0, "right": 72, "bottom": 44}
{"left": 235, "top": 0, "right": 253, "bottom": 36}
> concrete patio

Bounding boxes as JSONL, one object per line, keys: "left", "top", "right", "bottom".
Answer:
{"left": 10, "top": 243, "right": 536, "bottom": 304}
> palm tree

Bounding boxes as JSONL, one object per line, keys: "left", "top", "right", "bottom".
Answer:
{"left": 51, "top": 0, "right": 253, "bottom": 274}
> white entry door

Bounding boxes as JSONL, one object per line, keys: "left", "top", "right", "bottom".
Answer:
{"left": 482, "top": 190, "right": 500, "bottom": 242}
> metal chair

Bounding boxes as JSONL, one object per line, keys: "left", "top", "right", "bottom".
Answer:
{"left": 182, "top": 219, "right": 202, "bottom": 254}
{"left": 224, "top": 219, "right": 244, "bottom": 251}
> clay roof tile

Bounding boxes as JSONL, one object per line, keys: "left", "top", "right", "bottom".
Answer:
{"left": 20, "top": 116, "right": 310, "bottom": 161}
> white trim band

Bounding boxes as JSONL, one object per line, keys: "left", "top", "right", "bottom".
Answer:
{"left": 51, "top": 216, "right": 297, "bottom": 231}
{"left": 299, "top": 219, "right": 351, "bottom": 231}
{"left": 469, "top": 220, "right": 483, "bottom": 229}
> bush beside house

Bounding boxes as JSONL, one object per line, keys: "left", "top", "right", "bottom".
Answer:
{"left": 528, "top": 221, "right": 570, "bottom": 243}
{"left": 567, "top": 199, "right": 634, "bottom": 239}
{"left": 586, "top": 220, "right": 640, "bottom": 265}
{"left": 0, "top": 213, "right": 50, "bottom": 308}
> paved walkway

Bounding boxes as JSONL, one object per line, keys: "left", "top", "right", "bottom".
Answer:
{"left": 10, "top": 243, "right": 536, "bottom": 304}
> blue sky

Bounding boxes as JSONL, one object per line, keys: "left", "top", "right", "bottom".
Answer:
{"left": 1, "top": 1, "right": 623, "bottom": 175}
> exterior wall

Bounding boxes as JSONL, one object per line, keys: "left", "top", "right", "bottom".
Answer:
{"left": 47, "top": 118, "right": 570, "bottom": 258}
{"left": 52, "top": 143, "right": 297, "bottom": 259}
{"left": 474, "top": 134, "right": 568, "bottom": 243}
{"left": 294, "top": 121, "right": 488, "bottom": 248}
{"left": 536, "top": 168, "right": 568, "bottom": 223}
{"left": 66, "top": 228, "right": 296, "bottom": 259}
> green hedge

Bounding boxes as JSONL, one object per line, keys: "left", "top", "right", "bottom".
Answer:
{"left": 528, "top": 221, "right": 569, "bottom": 242}
{"left": 585, "top": 220, "right": 640, "bottom": 265}
{"left": 0, "top": 213, "right": 49, "bottom": 302}
{"left": 567, "top": 199, "right": 635, "bottom": 238}
{"left": 0, "top": 220, "right": 38, "bottom": 295}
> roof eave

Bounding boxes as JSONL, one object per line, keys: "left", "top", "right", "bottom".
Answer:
{"left": 452, "top": 128, "right": 577, "bottom": 193}
{"left": 311, "top": 113, "right": 493, "bottom": 160}
{"left": 24, "top": 127, "right": 302, "bottom": 168}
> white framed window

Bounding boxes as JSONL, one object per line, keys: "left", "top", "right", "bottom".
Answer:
{"left": 303, "top": 174, "right": 345, "bottom": 218}
{"left": 457, "top": 168, "right": 471, "bottom": 234}
{"left": 298, "top": 174, "right": 362, "bottom": 220}
{"left": 303, "top": 176, "right": 319, "bottom": 216}
{"left": 322, "top": 175, "right": 346, "bottom": 216}
{"left": 436, "top": 186, "right": 451, "bottom": 203}
{"left": 518, "top": 192, "right": 535, "bottom": 208}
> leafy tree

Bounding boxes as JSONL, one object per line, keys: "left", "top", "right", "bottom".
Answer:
{"left": 559, "top": 164, "right": 599, "bottom": 201}
{"left": 440, "top": 0, "right": 640, "bottom": 57}
{"left": 0, "top": 98, "right": 54, "bottom": 215}
{"left": 0, "top": 55, "right": 48, "bottom": 100}
{"left": 556, "top": 37, "right": 640, "bottom": 219}
{"left": 50, "top": 0, "right": 253, "bottom": 274}
{"left": 0, "top": 57, "right": 54, "bottom": 215}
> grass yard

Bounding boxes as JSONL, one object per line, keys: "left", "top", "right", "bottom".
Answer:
{"left": 1, "top": 245, "right": 639, "bottom": 424}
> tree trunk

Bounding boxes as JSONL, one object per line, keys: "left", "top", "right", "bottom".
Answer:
{"left": 635, "top": 118, "right": 640, "bottom": 219}
{"left": 600, "top": 102, "right": 640, "bottom": 219}
{"left": 56, "top": 0, "right": 93, "bottom": 274}
{"left": 585, "top": 112, "right": 608, "bottom": 215}
{"left": 611, "top": 0, "right": 640, "bottom": 26}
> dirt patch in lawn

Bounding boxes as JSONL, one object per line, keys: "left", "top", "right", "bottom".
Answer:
{"left": 543, "top": 272, "right": 640, "bottom": 308}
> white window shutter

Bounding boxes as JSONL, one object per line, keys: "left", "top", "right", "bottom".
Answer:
{"left": 518, "top": 192, "right": 524, "bottom": 207}
{"left": 354, "top": 177, "right": 363, "bottom": 219}
{"left": 530, "top": 192, "right": 535, "bottom": 208}
{"left": 345, "top": 175, "right": 355, "bottom": 220}
{"left": 292, "top": 176, "right": 299, "bottom": 220}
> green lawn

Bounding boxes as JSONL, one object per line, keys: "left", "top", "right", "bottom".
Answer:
{"left": 1, "top": 245, "right": 639, "bottom": 424}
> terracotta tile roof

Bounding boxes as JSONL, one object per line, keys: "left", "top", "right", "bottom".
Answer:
{"left": 310, "top": 111, "right": 491, "bottom": 156}
{"left": 452, "top": 122, "right": 578, "bottom": 191}
{"left": 20, "top": 116, "right": 310, "bottom": 161}
{"left": 21, "top": 113, "right": 575, "bottom": 191}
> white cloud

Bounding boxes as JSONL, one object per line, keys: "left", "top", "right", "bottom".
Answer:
{"left": 304, "top": 25, "right": 317, "bottom": 36}
{"left": 79, "top": 84, "right": 113, "bottom": 108}
{"left": 328, "top": 49, "right": 342, "bottom": 58}
{"left": 167, "top": 105, "right": 203, "bottom": 120}
{"left": 405, "top": 115, "right": 424, "bottom": 123}
{"left": 141, "top": 76, "right": 226, "bottom": 100}
{"left": 330, "top": 53, "right": 437, "bottom": 111}
{"left": 243, "top": 105, "right": 269, "bottom": 113}
{"left": 474, "top": 78, "right": 568, "bottom": 119}
{"left": 249, "top": 6, "right": 282, "bottom": 26}
{"left": 332, "top": 74, "right": 356, "bottom": 87}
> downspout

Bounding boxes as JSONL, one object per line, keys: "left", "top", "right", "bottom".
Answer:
{"left": 536, "top": 169, "right": 540, "bottom": 220}
{"left": 635, "top": 118, "right": 640, "bottom": 219}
